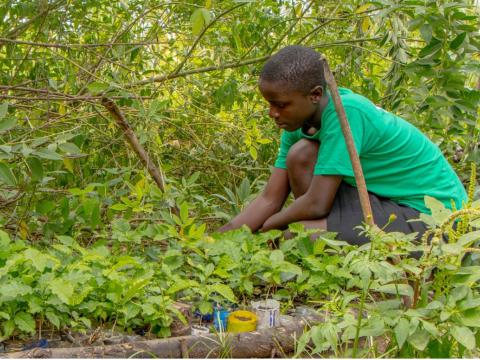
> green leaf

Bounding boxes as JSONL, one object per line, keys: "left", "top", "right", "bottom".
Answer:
{"left": 408, "top": 328, "right": 430, "bottom": 351}
{"left": 198, "top": 301, "right": 212, "bottom": 315}
{"left": 280, "top": 262, "right": 302, "bottom": 276}
{"left": 458, "top": 298, "right": 480, "bottom": 311}
{"left": 441, "top": 243, "right": 463, "bottom": 256}
{"left": 288, "top": 222, "right": 305, "bottom": 233}
{"left": 33, "top": 148, "right": 63, "bottom": 161}
{"left": 87, "top": 82, "right": 109, "bottom": 94}
{"left": 424, "top": 196, "right": 451, "bottom": 224}
{"left": 59, "top": 142, "right": 82, "bottom": 154}
{"left": 418, "top": 40, "right": 442, "bottom": 58}
{"left": 458, "top": 308, "right": 480, "bottom": 327}
{"left": 421, "top": 320, "right": 440, "bottom": 338}
{"left": 457, "top": 230, "right": 480, "bottom": 247}
{"left": 36, "top": 199, "right": 56, "bottom": 215}
{"left": 298, "top": 237, "right": 314, "bottom": 256}
{"left": 121, "top": 303, "right": 140, "bottom": 321}
{"left": 1, "top": 319, "right": 15, "bottom": 340}
{"left": 450, "top": 285, "right": 469, "bottom": 303}
{"left": 200, "top": 8, "right": 211, "bottom": 26}
{"left": 374, "top": 283, "right": 413, "bottom": 297}
{"left": 0, "top": 282, "right": 33, "bottom": 299}
{"left": 0, "top": 103, "right": 8, "bottom": 120}
{"left": 0, "top": 229, "right": 11, "bottom": 248}
{"left": 45, "top": 311, "right": 60, "bottom": 328}
{"left": 420, "top": 23, "right": 432, "bottom": 43}
{"left": 450, "top": 325, "right": 475, "bottom": 350}
{"left": 49, "top": 278, "right": 74, "bottom": 305}
{"left": 14, "top": 312, "right": 36, "bottom": 334}
{"left": 395, "top": 318, "right": 409, "bottom": 348}
{"left": 248, "top": 146, "right": 257, "bottom": 160}
{"left": 0, "top": 162, "right": 16, "bottom": 186}
{"left": 27, "top": 157, "right": 43, "bottom": 182}
{"left": 167, "top": 279, "right": 199, "bottom": 295}
{"left": 270, "top": 249, "right": 284, "bottom": 264}
{"left": 179, "top": 202, "right": 189, "bottom": 224}
{"left": 0, "top": 116, "right": 16, "bottom": 133}
{"left": 0, "top": 311, "right": 9, "bottom": 320}
{"left": 450, "top": 32, "right": 467, "bottom": 50}
{"left": 110, "top": 203, "right": 129, "bottom": 211}
{"left": 191, "top": 8, "right": 207, "bottom": 36}
{"left": 359, "top": 318, "right": 385, "bottom": 337}
{"left": 243, "top": 279, "right": 253, "bottom": 294}
{"left": 209, "top": 283, "right": 236, "bottom": 303}
{"left": 24, "top": 248, "right": 56, "bottom": 272}
{"left": 321, "top": 238, "right": 349, "bottom": 247}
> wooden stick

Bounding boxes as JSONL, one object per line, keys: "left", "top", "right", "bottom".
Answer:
{"left": 320, "top": 57, "right": 374, "bottom": 226}
{"left": 101, "top": 97, "right": 166, "bottom": 192}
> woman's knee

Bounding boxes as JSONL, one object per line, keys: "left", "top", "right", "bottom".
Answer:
{"left": 286, "top": 139, "right": 319, "bottom": 170}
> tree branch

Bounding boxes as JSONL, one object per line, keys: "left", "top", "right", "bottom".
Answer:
{"left": 2, "top": 0, "right": 66, "bottom": 40}
{"left": 0, "top": 38, "right": 171, "bottom": 48}
{"left": 321, "top": 56, "right": 374, "bottom": 226}
{"left": 100, "top": 97, "right": 166, "bottom": 192}
{"left": 129, "top": 37, "right": 381, "bottom": 87}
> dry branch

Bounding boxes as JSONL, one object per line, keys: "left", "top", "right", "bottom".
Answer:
{"left": 101, "top": 97, "right": 165, "bottom": 192}
{"left": 321, "top": 57, "right": 374, "bottom": 226}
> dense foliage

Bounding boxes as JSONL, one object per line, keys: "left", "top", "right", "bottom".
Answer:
{"left": 0, "top": 0, "right": 479, "bottom": 357}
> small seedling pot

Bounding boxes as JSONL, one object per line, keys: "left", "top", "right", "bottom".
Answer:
{"left": 251, "top": 299, "right": 280, "bottom": 329}
{"left": 190, "top": 324, "right": 210, "bottom": 336}
{"left": 227, "top": 310, "right": 257, "bottom": 332}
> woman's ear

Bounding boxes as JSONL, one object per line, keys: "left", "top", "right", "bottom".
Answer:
{"left": 310, "top": 85, "right": 324, "bottom": 103}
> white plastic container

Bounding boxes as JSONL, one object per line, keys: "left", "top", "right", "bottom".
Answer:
{"left": 251, "top": 299, "right": 280, "bottom": 329}
{"left": 190, "top": 324, "right": 210, "bottom": 336}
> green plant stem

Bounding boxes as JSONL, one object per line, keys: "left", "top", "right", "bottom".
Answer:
{"left": 352, "top": 279, "right": 371, "bottom": 358}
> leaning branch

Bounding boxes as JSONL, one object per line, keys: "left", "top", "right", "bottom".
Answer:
{"left": 321, "top": 57, "right": 374, "bottom": 226}
{"left": 101, "top": 97, "right": 165, "bottom": 192}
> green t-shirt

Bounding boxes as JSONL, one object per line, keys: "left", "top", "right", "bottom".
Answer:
{"left": 274, "top": 88, "right": 467, "bottom": 214}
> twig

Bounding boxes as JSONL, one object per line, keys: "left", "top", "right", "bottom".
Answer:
{"left": 0, "top": 191, "right": 25, "bottom": 208}
{"left": 3, "top": 0, "right": 66, "bottom": 39}
{"left": 170, "top": 3, "right": 246, "bottom": 76}
{"left": 268, "top": 1, "right": 314, "bottom": 54}
{"left": 74, "top": 2, "right": 197, "bottom": 96}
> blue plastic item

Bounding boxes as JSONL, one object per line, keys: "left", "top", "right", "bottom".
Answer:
{"left": 213, "top": 308, "right": 229, "bottom": 332}
{"left": 194, "top": 309, "right": 213, "bottom": 322}
{"left": 22, "top": 338, "right": 48, "bottom": 351}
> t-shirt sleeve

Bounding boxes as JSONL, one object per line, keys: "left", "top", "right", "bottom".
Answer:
{"left": 274, "top": 130, "right": 299, "bottom": 169}
{"left": 314, "top": 107, "right": 364, "bottom": 176}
